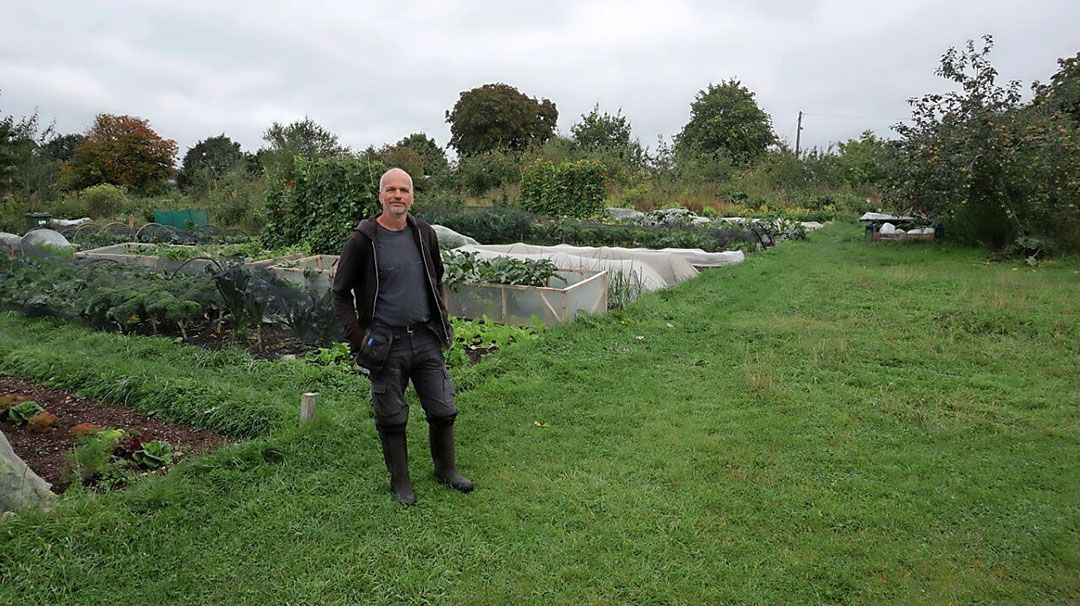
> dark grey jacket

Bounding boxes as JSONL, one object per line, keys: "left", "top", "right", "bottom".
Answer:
{"left": 332, "top": 214, "right": 451, "bottom": 349}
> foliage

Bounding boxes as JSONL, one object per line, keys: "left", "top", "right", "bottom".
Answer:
{"left": 261, "top": 154, "right": 386, "bottom": 253}
{"left": 177, "top": 134, "right": 246, "bottom": 193}
{"left": 379, "top": 132, "right": 449, "bottom": 184}
{"left": 0, "top": 104, "right": 56, "bottom": 199}
{"left": 27, "top": 411, "right": 61, "bottom": 432}
{"left": 276, "top": 283, "right": 339, "bottom": 347}
{"left": 520, "top": 159, "right": 606, "bottom": 218}
{"left": 414, "top": 206, "right": 535, "bottom": 244}
{"left": 532, "top": 219, "right": 757, "bottom": 252}
{"left": 0, "top": 252, "right": 219, "bottom": 339}
{"left": 7, "top": 400, "right": 44, "bottom": 424}
{"left": 70, "top": 423, "right": 103, "bottom": 439}
{"left": 444, "top": 314, "right": 542, "bottom": 367}
{"left": 258, "top": 117, "right": 346, "bottom": 182}
{"left": 67, "top": 427, "right": 125, "bottom": 484}
{"left": 446, "top": 83, "right": 558, "bottom": 156}
{"left": 891, "top": 36, "right": 1080, "bottom": 253}
{"left": 79, "top": 183, "right": 128, "bottom": 218}
{"left": 442, "top": 250, "right": 564, "bottom": 288}
{"left": 454, "top": 149, "right": 522, "bottom": 196}
{"left": 306, "top": 341, "right": 355, "bottom": 368}
{"left": 132, "top": 440, "right": 174, "bottom": 469}
{"left": 676, "top": 79, "right": 777, "bottom": 164}
{"left": 62, "top": 114, "right": 178, "bottom": 194}
{"left": 571, "top": 104, "right": 644, "bottom": 161}
{"left": 835, "top": 131, "right": 894, "bottom": 188}
{"left": 208, "top": 262, "right": 270, "bottom": 341}
{"left": 205, "top": 165, "right": 270, "bottom": 233}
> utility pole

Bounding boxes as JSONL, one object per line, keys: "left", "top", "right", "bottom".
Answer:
{"left": 795, "top": 110, "right": 803, "bottom": 158}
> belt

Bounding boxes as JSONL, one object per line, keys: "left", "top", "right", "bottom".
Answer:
{"left": 386, "top": 323, "right": 427, "bottom": 335}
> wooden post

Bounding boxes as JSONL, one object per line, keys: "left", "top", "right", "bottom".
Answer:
{"left": 300, "top": 392, "right": 318, "bottom": 421}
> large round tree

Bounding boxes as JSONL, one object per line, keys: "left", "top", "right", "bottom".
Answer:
{"left": 445, "top": 83, "right": 558, "bottom": 156}
{"left": 177, "top": 134, "right": 246, "bottom": 191}
{"left": 63, "top": 114, "right": 178, "bottom": 193}
{"left": 676, "top": 79, "right": 776, "bottom": 164}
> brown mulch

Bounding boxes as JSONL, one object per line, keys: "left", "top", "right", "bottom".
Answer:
{"left": 0, "top": 374, "right": 230, "bottom": 493}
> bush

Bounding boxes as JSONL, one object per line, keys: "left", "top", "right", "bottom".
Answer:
{"left": 0, "top": 195, "right": 33, "bottom": 232}
{"left": 80, "top": 184, "right": 128, "bottom": 219}
{"left": 414, "top": 206, "right": 535, "bottom": 244}
{"left": 206, "top": 167, "right": 268, "bottom": 233}
{"left": 47, "top": 196, "right": 90, "bottom": 221}
{"left": 521, "top": 159, "right": 605, "bottom": 218}
{"left": 262, "top": 154, "right": 386, "bottom": 253}
{"left": 532, "top": 219, "right": 756, "bottom": 252}
{"left": 455, "top": 150, "right": 521, "bottom": 196}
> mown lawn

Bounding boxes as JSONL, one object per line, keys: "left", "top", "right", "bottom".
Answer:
{"left": 1, "top": 221, "right": 1077, "bottom": 604}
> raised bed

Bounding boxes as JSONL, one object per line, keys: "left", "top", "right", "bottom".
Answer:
{"left": 75, "top": 243, "right": 303, "bottom": 275}
{"left": 269, "top": 255, "right": 339, "bottom": 291}
{"left": 446, "top": 269, "right": 607, "bottom": 326}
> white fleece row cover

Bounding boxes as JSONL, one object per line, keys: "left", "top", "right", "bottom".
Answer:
{"left": 456, "top": 243, "right": 742, "bottom": 292}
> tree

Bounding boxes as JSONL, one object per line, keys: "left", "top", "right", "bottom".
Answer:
{"left": 177, "top": 134, "right": 245, "bottom": 192}
{"left": 571, "top": 104, "right": 633, "bottom": 151}
{"left": 446, "top": 83, "right": 558, "bottom": 156}
{"left": 63, "top": 114, "right": 178, "bottom": 193}
{"left": 676, "top": 79, "right": 776, "bottom": 164}
{"left": 386, "top": 132, "right": 449, "bottom": 176}
{"left": 569, "top": 104, "right": 646, "bottom": 180}
{"left": 835, "top": 131, "right": 893, "bottom": 188}
{"left": 258, "top": 117, "right": 345, "bottom": 181}
{"left": 891, "top": 36, "right": 1079, "bottom": 253}
{"left": 40, "top": 133, "right": 83, "bottom": 162}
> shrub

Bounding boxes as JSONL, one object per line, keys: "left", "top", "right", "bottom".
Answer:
{"left": 455, "top": 150, "right": 521, "bottom": 196}
{"left": 262, "top": 154, "right": 386, "bottom": 253}
{"left": 415, "top": 206, "right": 536, "bottom": 244}
{"left": 521, "top": 159, "right": 605, "bottom": 218}
{"left": 531, "top": 219, "right": 756, "bottom": 252}
{"left": 206, "top": 166, "right": 268, "bottom": 233}
{"left": 80, "top": 184, "right": 128, "bottom": 219}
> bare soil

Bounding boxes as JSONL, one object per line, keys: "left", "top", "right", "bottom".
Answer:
{"left": 1, "top": 374, "right": 230, "bottom": 493}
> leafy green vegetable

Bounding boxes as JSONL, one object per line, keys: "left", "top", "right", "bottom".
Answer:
{"left": 133, "top": 440, "right": 174, "bottom": 469}
{"left": 8, "top": 400, "right": 45, "bottom": 424}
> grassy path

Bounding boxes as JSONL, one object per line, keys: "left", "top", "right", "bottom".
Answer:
{"left": 2, "top": 222, "right": 1077, "bottom": 604}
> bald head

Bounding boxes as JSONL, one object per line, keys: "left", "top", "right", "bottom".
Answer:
{"left": 379, "top": 168, "right": 413, "bottom": 191}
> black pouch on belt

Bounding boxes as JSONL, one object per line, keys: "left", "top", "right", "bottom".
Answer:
{"left": 356, "top": 325, "right": 394, "bottom": 372}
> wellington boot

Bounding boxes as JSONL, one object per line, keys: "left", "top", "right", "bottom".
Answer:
{"left": 378, "top": 429, "right": 416, "bottom": 506}
{"left": 429, "top": 420, "right": 475, "bottom": 493}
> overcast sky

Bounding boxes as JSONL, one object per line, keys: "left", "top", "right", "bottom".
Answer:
{"left": 2, "top": 0, "right": 1077, "bottom": 159}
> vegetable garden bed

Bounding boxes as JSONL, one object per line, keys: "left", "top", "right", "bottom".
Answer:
{"left": 447, "top": 269, "right": 607, "bottom": 326}
{"left": 1, "top": 374, "right": 229, "bottom": 492}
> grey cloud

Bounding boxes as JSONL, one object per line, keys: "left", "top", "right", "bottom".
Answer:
{"left": 2, "top": 0, "right": 1077, "bottom": 158}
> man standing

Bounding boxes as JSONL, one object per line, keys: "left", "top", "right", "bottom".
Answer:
{"left": 333, "top": 168, "right": 474, "bottom": 506}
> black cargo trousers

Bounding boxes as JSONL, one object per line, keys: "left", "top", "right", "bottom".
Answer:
{"left": 368, "top": 324, "right": 457, "bottom": 432}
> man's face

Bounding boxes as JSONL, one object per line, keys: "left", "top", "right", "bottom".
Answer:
{"left": 379, "top": 172, "right": 414, "bottom": 218}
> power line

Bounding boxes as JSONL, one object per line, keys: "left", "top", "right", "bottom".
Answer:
{"left": 801, "top": 112, "right": 909, "bottom": 121}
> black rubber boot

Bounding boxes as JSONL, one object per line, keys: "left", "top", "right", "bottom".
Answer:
{"left": 429, "top": 419, "right": 475, "bottom": 493}
{"left": 378, "top": 428, "right": 416, "bottom": 506}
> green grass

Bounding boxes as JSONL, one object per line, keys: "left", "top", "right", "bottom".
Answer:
{"left": 1, "top": 222, "right": 1078, "bottom": 604}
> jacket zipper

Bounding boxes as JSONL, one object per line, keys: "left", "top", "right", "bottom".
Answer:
{"left": 370, "top": 240, "right": 379, "bottom": 322}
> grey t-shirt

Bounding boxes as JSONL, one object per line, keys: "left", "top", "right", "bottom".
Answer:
{"left": 373, "top": 224, "right": 432, "bottom": 327}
